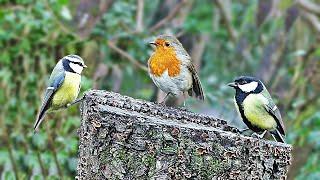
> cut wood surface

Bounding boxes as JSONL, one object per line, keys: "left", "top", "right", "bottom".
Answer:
{"left": 76, "top": 90, "right": 292, "bottom": 179}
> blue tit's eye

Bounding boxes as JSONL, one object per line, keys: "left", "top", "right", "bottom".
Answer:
{"left": 74, "top": 62, "right": 82, "bottom": 66}
{"left": 165, "top": 42, "right": 170, "bottom": 47}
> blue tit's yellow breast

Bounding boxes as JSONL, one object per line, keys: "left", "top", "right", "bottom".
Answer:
{"left": 242, "top": 94, "right": 277, "bottom": 130}
{"left": 51, "top": 72, "right": 81, "bottom": 109}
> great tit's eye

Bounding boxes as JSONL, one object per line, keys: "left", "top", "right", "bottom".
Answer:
{"left": 165, "top": 42, "right": 170, "bottom": 47}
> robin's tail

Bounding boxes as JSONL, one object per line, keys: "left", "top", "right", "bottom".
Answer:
{"left": 188, "top": 67, "right": 204, "bottom": 101}
{"left": 270, "top": 129, "right": 286, "bottom": 143}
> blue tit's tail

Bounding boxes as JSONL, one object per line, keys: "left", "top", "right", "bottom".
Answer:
{"left": 270, "top": 129, "right": 286, "bottom": 143}
{"left": 34, "top": 106, "right": 49, "bottom": 132}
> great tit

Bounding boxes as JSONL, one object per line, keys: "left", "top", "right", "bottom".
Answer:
{"left": 228, "top": 76, "right": 286, "bottom": 143}
{"left": 34, "top": 55, "right": 87, "bottom": 132}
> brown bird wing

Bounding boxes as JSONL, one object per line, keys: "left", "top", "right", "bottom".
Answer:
{"left": 187, "top": 64, "right": 204, "bottom": 101}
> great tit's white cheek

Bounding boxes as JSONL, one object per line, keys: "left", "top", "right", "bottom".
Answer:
{"left": 69, "top": 62, "right": 83, "bottom": 74}
{"left": 238, "top": 81, "right": 258, "bottom": 92}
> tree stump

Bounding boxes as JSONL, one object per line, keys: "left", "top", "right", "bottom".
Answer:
{"left": 76, "top": 90, "right": 291, "bottom": 179}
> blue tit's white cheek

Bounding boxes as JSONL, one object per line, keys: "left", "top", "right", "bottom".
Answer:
{"left": 69, "top": 62, "right": 83, "bottom": 74}
{"left": 238, "top": 81, "right": 258, "bottom": 92}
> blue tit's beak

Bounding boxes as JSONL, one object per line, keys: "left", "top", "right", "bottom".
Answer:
{"left": 83, "top": 64, "right": 88, "bottom": 68}
{"left": 228, "top": 82, "right": 237, "bottom": 88}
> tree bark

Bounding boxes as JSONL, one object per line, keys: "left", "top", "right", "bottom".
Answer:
{"left": 76, "top": 90, "right": 292, "bottom": 179}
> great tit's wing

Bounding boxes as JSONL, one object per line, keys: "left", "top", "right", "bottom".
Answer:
{"left": 187, "top": 64, "right": 204, "bottom": 101}
{"left": 261, "top": 88, "right": 285, "bottom": 136}
{"left": 34, "top": 69, "right": 65, "bottom": 132}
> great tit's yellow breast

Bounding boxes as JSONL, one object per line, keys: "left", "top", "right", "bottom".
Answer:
{"left": 243, "top": 94, "right": 277, "bottom": 130}
{"left": 52, "top": 72, "right": 81, "bottom": 109}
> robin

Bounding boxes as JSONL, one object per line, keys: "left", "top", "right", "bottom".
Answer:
{"left": 148, "top": 35, "right": 204, "bottom": 105}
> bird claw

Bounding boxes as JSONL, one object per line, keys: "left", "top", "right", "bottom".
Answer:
{"left": 238, "top": 128, "right": 250, "bottom": 134}
{"left": 251, "top": 133, "right": 260, "bottom": 138}
{"left": 251, "top": 131, "right": 267, "bottom": 139}
{"left": 67, "top": 95, "right": 86, "bottom": 108}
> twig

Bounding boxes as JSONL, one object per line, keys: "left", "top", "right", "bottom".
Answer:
{"left": 176, "top": 30, "right": 185, "bottom": 38}
{"left": 149, "top": 0, "right": 187, "bottom": 32}
{"left": 107, "top": 40, "right": 148, "bottom": 72}
{"left": 297, "top": 0, "right": 320, "bottom": 15}
{"left": 214, "top": 0, "right": 237, "bottom": 43}
{"left": 0, "top": 108, "right": 19, "bottom": 179}
{"left": 191, "top": 34, "right": 210, "bottom": 70}
{"left": 136, "top": 0, "right": 144, "bottom": 32}
{"left": 1, "top": 4, "right": 25, "bottom": 10}
{"left": 76, "top": 0, "right": 114, "bottom": 38}
{"left": 46, "top": 124, "right": 63, "bottom": 178}
{"left": 36, "top": 152, "right": 47, "bottom": 178}
{"left": 300, "top": 11, "right": 320, "bottom": 33}
{"left": 44, "top": 0, "right": 76, "bottom": 37}
{"left": 4, "top": 130, "right": 19, "bottom": 179}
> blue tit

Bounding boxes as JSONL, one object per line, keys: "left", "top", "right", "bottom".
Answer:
{"left": 228, "top": 76, "right": 286, "bottom": 143}
{"left": 34, "top": 55, "right": 87, "bottom": 131}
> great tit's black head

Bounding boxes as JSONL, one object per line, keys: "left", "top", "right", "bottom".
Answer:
{"left": 228, "top": 76, "right": 263, "bottom": 93}
{"left": 63, "top": 55, "right": 87, "bottom": 74}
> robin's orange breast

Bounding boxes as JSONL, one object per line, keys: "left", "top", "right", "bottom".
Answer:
{"left": 149, "top": 47, "right": 181, "bottom": 77}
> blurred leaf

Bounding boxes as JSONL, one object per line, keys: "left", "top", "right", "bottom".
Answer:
{"left": 278, "top": 0, "right": 293, "bottom": 11}
{"left": 60, "top": 6, "right": 72, "bottom": 20}
{"left": 2, "top": 171, "right": 15, "bottom": 180}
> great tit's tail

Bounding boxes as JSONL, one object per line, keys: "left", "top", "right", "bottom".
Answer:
{"left": 271, "top": 129, "right": 286, "bottom": 143}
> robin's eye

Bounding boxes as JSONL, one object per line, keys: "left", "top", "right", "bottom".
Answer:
{"left": 165, "top": 42, "right": 170, "bottom": 47}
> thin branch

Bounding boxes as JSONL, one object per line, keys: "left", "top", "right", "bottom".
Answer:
{"left": 149, "top": 0, "right": 187, "bottom": 32}
{"left": 1, "top": 4, "right": 25, "bottom": 10}
{"left": 301, "top": 11, "right": 320, "bottom": 33}
{"left": 107, "top": 40, "right": 148, "bottom": 72}
{"left": 36, "top": 152, "right": 47, "bottom": 178}
{"left": 214, "top": 0, "right": 237, "bottom": 43}
{"left": 0, "top": 109, "right": 19, "bottom": 179}
{"left": 297, "top": 0, "right": 320, "bottom": 15}
{"left": 4, "top": 130, "right": 19, "bottom": 179}
{"left": 136, "top": 0, "right": 144, "bottom": 32}
{"left": 191, "top": 34, "right": 210, "bottom": 70}
{"left": 44, "top": 0, "right": 76, "bottom": 37}
{"left": 46, "top": 124, "right": 63, "bottom": 178}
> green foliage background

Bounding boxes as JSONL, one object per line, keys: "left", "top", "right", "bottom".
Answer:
{"left": 0, "top": 0, "right": 319, "bottom": 179}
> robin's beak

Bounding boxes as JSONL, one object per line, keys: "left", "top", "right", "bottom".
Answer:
{"left": 83, "top": 64, "right": 88, "bottom": 68}
{"left": 149, "top": 42, "right": 156, "bottom": 46}
{"left": 227, "top": 82, "right": 237, "bottom": 88}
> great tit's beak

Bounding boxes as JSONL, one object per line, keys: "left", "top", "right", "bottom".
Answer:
{"left": 83, "top": 64, "right": 88, "bottom": 68}
{"left": 149, "top": 42, "right": 156, "bottom": 46}
{"left": 227, "top": 82, "right": 237, "bottom": 88}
